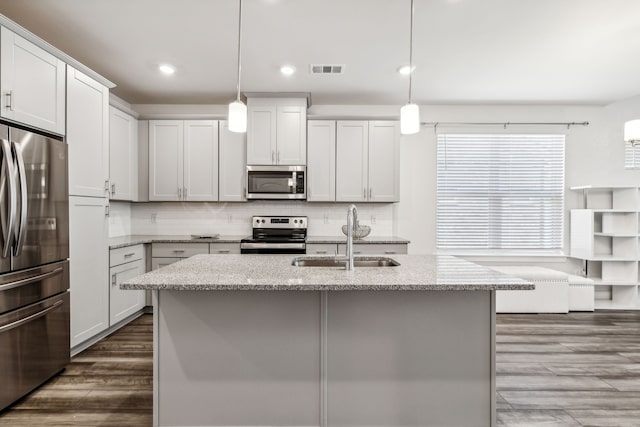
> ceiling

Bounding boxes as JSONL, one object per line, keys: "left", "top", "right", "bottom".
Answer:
{"left": 2, "top": 0, "right": 640, "bottom": 105}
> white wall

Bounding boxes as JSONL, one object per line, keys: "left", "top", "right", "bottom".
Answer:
{"left": 116, "top": 101, "right": 640, "bottom": 271}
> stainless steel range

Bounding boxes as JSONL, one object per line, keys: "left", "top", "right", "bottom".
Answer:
{"left": 240, "top": 216, "right": 307, "bottom": 254}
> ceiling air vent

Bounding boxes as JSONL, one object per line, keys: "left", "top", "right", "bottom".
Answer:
{"left": 310, "top": 64, "right": 345, "bottom": 75}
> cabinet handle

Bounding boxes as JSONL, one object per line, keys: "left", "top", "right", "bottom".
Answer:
{"left": 217, "top": 250, "right": 230, "bottom": 254}
{"left": 178, "top": 187, "right": 182, "bottom": 199}
{"left": 104, "top": 180, "right": 110, "bottom": 191}
{"left": 369, "top": 188, "right": 372, "bottom": 199}
{"left": 111, "top": 274, "right": 116, "bottom": 286}
{"left": 105, "top": 205, "right": 110, "bottom": 217}
{"left": 316, "top": 250, "right": 327, "bottom": 254}
{"left": 384, "top": 251, "right": 397, "bottom": 254}
{"left": 111, "top": 183, "right": 116, "bottom": 195}
{"left": 272, "top": 150, "right": 276, "bottom": 164}
{"left": 363, "top": 188, "right": 367, "bottom": 199}
{"left": 183, "top": 187, "right": 187, "bottom": 200}
{"left": 5, "top": 91, "right": 12, "bottom": 111}
{"left": 124, "top": 252, "right": 136, "bottom": 258}
{"left": 277, "top": 151, "right": 281, "bottom": 163}
{"left": 172, "top": 250, "right": 185, "bottom": 253}
{"left": 354, "top": 251, "right": 362, "bottom": 255}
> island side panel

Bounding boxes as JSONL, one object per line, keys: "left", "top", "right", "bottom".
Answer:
{"left": 156, "top": 290, "right": 321, "bottom": 427}
{"left": 327, "top": 290, "right": 493, "bottom": 427}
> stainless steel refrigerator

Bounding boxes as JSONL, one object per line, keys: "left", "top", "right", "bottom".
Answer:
{"left": 0, "top": 122, "right": 70, "bottom": 411}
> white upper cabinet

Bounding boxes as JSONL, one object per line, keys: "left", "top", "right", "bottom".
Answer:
{"left": 336, "top": 120, "right": 400, "bottom": 203}
{"left": 149, "top": 120, "right": 184, "bottom": 201}
{"left": 149, "top": 120, "right": 219, "bottom": 202}
{"left": 184, "top": 120, "right": 218, "bottom": 201}
{"left": 307, "top": 120, "right": 336, "bottom": 202}
{"left": 109, "top": 106, "right": 138, "bottom": 201}
{"left": 219, "top": 120, "right": 247, "bottom": 202}
{"left": 247, "top": 97, "right": 306, "bottom": 165}
{"left": 0, "top": 26, "right": 66, "bottom": 135}
{"left": 368, "top": 121, "right": 400, "bottom": 202}
{"left": 67, "top": 66, "right": 109, "bottom": 198}
{"left": 336, "top": 121, "right": 369, "bottom": 202}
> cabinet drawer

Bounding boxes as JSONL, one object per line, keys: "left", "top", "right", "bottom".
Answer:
{"left": 151, "top": 258, "right": 181, "bottom": 271}
{"left": 337, "top": 243, "right": 407, "bottom": 255}
{"left": 209, "top": 243, "right": 240, "bottom": 254}
{"left": 152, "top": 243, "right": 209, "bottom": 258}
{"left": 110, "top": 244, "right": 144, "bottom": 267}
{"left": 306, "top": 243, "right": 338, "bottom": 255}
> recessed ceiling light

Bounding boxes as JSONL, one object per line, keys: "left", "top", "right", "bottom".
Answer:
{"left": 280, "top": 65, "right": 296, "bottom": 76}
{"left": 397, "top": 65, "right": 415, "bottom": 76}
{"left": 159, "top": 64, "right": 176, "bottom": 75}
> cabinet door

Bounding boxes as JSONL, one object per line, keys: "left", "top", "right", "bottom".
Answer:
{"left": 109, "top": 107, "right": 137, "bottom": 201}
{"left": 219, "top": 120, "right": 247, "bottom": 201}
{"left": 247, "top": 105, "right": 276, "bottom": 165}
{"left": 109, "top": 259, "right": 146, "bottom": 326}
{"left": 0, "top": 27, "right": 66, "bottom": 135}
{"left": 307, "top": 120, "right": 336, "bottom": 201}
{"left": 67, "top": 66, "right": 109, "bottom": 198}
{"left": 69, "top": 196, "right": 109, "bottom": 348}
{"left": 368, "top": 121, "right": 400, "bottom": 202}
{"left": 277, "top": 105, "right": 306, "bottom": 165}
{"left": 151, "top": 258, "right": 180, "bottom": 270}
{"left": 336, "top": 121, "right": 368, "bottom": 202}
{"left": 149, "top": 120, "right": 183, "bottom": 201}
{"left": 184, "top": 120, "right": 218, "bottom": 201}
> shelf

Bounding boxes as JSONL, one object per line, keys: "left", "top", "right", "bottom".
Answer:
{"left": 571, "top": 185, "right": 638, "bottom": 191}
{"left": 595, "top": 300, "right": 640, "bottom": 310}
{"left": 594, "top": 232, "right": 638, "bottom": 237}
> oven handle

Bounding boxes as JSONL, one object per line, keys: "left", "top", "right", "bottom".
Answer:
{"left": 240, "top": 242, "right": 306, "bottom": 250}
{"left": 0, "top": 267, "right": 64, "bottom": 292}
{"left": 0, "top": 299, "right": 63, "bottom": 334}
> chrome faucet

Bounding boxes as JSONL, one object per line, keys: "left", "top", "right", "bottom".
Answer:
{"left": 345, "top": 204, "right": 359, "bottom": 271}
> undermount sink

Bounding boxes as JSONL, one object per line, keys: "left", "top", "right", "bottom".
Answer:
{"left": 291, "top": 256, "right": 400, "bottom": 268}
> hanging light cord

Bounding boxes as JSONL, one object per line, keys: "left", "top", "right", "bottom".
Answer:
{"left": 408, "top": 0, "right": 414, "bottom": 104}
{"left": 235, "top": 0, "right": 243, "bottom": 102}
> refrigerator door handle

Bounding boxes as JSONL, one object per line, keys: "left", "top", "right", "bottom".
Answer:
{"left": 0, "top": 139, "right": 16, "bottom": 258}
{"left": 0, "top": 267, "right": 64, "bottom": 292}
{"left": 11, "top": 141, "right": 27, "bottom": 256}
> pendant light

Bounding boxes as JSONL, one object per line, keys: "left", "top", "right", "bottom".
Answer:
{"left": 624, "top": 120, "right": 640, "bottom": 146}
{"left": 400, "top": 0, "right": 420, "bottom": 135}
{"left": 228, "top": 0, "right": 247, "bottom": 133}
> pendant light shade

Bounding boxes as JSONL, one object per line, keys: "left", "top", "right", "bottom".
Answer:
{"left": 624, "top": 120, "right": 640, "bottom": 145}
{"left": 228, "top": 100, "right": 247, "bottom": 133}
{"left": 400, "top": 0, "right": 420, "bottom": 135}
{"left": 228, "top": 0, "right": 247, "bottom": 133}
{"left": 400, "top": 103, "right": 420, "bottom": 135}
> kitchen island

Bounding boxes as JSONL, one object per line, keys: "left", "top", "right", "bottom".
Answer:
{"left": 122, "top": 254, "right": 532, "bottom": 427}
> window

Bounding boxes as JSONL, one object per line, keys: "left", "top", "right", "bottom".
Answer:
{"left": 436, "top": 134, "right": 565, "bottom": 252}
{"left": 625, "top": 141, "right": 640, "bottom": 169}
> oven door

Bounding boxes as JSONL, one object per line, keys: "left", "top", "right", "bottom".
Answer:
{"left": 246, "top": 166, "right": 306, "bottom": 200}
{"left": 240, "top": 242, "right": 306, "bottom": 254}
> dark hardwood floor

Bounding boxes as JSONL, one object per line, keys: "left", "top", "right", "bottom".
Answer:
{"left": 1, "top": 311, "right": 640, "bottom": 426}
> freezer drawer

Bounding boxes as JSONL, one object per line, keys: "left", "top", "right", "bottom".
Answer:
{"left": 0, "top": 291, "right": 70, "bottom": 410}
{"left": 0, "top": 260, "right": 69, "bottom": 315}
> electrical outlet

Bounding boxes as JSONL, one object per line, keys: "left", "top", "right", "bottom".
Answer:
{"left": 323, "top": 215, "right": 329, "bottom": 224}
{"left": 150, "top": 214, "right": 157, "bottom": 223}
{"left": 371, "top": 216, "right": 376, "bottom": 225}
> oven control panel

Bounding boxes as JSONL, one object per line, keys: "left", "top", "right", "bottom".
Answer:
{"left": 252, "top": 216, "right": 307, "bottom": 229}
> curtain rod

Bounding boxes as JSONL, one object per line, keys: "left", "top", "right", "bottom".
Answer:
{"left": 423, "top": 121, "right": 589, "bottom": 130}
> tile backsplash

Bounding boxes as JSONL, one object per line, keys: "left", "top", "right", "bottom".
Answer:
{"left": 112, "top": 201, "right": 394, "bottom": 237}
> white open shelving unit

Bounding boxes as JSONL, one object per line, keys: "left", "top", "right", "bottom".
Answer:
{"left": 570, "top": 186, "right": 640, "bottom": 310}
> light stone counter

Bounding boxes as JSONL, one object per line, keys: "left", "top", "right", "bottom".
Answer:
{"left": 121, "top": 254, "right": 532, "bottom": 291}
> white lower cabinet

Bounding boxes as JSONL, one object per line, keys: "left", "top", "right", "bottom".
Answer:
{"left": 306, "top": 243, "right": 338, "bottom": 255}
{"left": 109, "top": 245, "right": 146, "bottom": 326}
{"left": 210, "top": 243, "right": 241, "bottom": 254}
{"left": 69, "top": 196, "right": 109, "bottom": 348}
{"left": 151, "top": 242, "right": 210, "bottom": 270}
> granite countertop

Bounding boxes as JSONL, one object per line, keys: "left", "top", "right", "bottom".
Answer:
{"left": 109, "top": 235, "right": 410, "bottom": 249}
{"left": 121, "top": 254, "right": 533, "bottom": 291}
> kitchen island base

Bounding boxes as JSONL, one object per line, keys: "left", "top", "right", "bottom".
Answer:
{"left": 153, "top": 289, "right": 496, "bottom": 427}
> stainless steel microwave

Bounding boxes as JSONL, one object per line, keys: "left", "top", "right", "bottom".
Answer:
{"left": 246, "top": 165, "right": 306, "bottom": 200}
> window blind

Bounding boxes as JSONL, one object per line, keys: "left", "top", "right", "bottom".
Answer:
{"left": 625, "top": 141, "right": 640, "bottom": 169}
{"left": 436, "top": 134, "right": 565, "bottom": 250}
